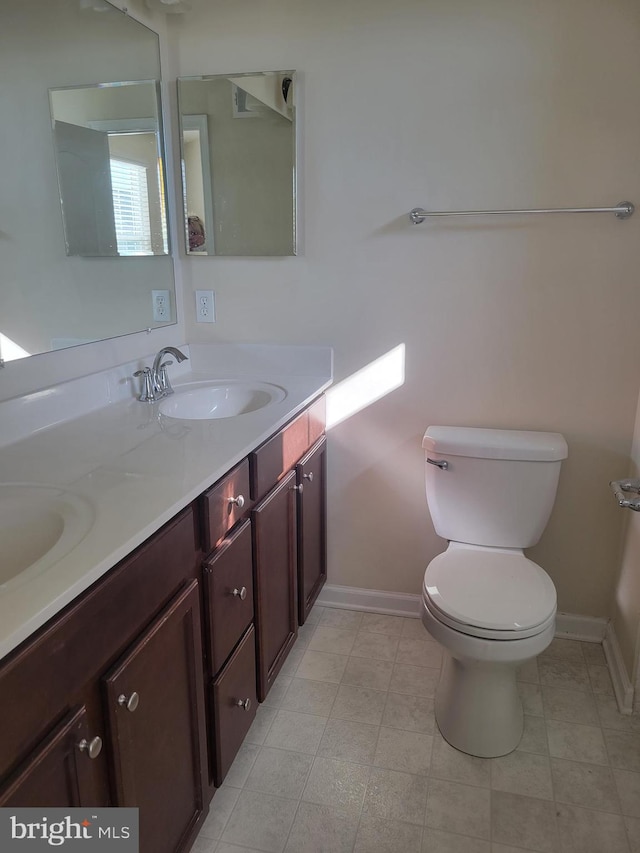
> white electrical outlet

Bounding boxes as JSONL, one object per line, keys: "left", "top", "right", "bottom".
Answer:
{"left": 196, "top": 290, "right": 215, "bottom": 323}
{"left": 152, "top": 290, "right": 170, "bottom": 323}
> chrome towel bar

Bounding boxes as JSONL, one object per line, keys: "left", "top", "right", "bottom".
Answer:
{"left": 610, "top": 479, "right": 640, "bottom": 512}
{"left": 409, "top": 201, "right": 635, "bottom": 224}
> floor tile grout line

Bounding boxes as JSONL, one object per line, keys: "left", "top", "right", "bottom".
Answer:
{"left": 207, "top": 610, "right": 638, "bottom": 853}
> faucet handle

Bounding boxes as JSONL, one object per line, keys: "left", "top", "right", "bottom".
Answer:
{"left": 134, "top": 367, "right": 156, "bottom": 403}
{"left": 156, "top": 361, "right": 175, "bottom": 397}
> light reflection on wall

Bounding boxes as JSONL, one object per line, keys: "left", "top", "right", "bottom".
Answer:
{"left": 0, "top": 333, "right": 31, "bottom": 363}
{"left": 325, "top": 344, "right": 405, "bottom": 430}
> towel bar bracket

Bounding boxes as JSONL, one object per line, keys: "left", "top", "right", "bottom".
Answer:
{"left": 610, "top": 479, "right": 640, "bottom": 511}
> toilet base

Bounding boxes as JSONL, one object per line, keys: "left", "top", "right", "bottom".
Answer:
{"left": 435, "top": 651, "right": 523, "bottom": 757}
{"left": 422, "top": 597, "right": 555, "bottom": 758}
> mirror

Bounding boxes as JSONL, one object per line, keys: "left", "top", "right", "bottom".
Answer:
{"left": 178, "top": 71, "right": 297, "bottom": 256}
{"left": 49, "top": 81, "right": 168, "bottom": 257}
{"left": 0, "top": 0, "right": 175, "bottom": 365}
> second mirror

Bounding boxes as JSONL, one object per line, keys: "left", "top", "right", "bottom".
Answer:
{"left": 178, "top": 71, "right": 296, "bottom": 256}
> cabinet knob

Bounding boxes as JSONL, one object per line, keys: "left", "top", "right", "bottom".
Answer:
{"left": 291, "top": 483, "right": 303, "bottom": 493}
{"left": 231, "top": 586, "right": 247, "bottom": 601}
{"left": 236, "top": 698, "right": 252, "bottom": 711}
{"left": 303, "top": 471, "right": 314, "bottom": 482}
{"left": 228, "top": 494, "right": 245, "bottom": 509}
{"left": 118, "top": 692, "right": 140, "bottom": 713}
{"left": 78, "top": 736, "right": 103, "bottom": 759}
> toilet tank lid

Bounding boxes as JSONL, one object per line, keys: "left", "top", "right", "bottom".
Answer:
{"left": 423, "top": 426, "right": 568, "bottom": 462}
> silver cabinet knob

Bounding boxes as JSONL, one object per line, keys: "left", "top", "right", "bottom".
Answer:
{"left": 303, "top": 471, "right": 314, "bottom": 482}
{"left": 231, "top": 586, "right": 247, "bottom": 600}
{"left": 228, "top": 495, "right": 245, "bottom": 509}
{"left": 292, "top": 483, "right": 303, "bottom": 493}
{"left": 236, "top": 698, "right": 251, "bottom": 711}
{"left": 78, "top": 736, "right": 102, "bottom": 759}
{"left": 118, "top": 692, "right": 140, "bottom": 712}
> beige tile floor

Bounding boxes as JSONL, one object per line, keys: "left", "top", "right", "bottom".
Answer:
{"left": 193, "top": 607, "right": 640, "bottom": 853}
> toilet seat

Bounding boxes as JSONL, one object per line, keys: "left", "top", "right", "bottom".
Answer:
{"left": 423, "top": 548, "right": 556, "bottom": 641}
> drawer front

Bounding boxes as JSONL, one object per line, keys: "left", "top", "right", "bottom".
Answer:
{"left": 251, "top": 410, "right": 309, "bottom": 501}
{"left": 201, "top": 459, "right": 252, "bottom": 553}
{"left": 251, "top": 396, "right": 327, "bottom": 502}
{"left": 204, "top": 520, "right": 254, "bottom": 675}
{"left": 307, "top": 396, "right": 326, "bottom": 447}
{"left": 212, "top": 626, "right": 257, "bottom": 786}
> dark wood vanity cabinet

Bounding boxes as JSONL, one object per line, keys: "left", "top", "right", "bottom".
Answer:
{"left": 0, "top": 394, "right": 328, "bottom": 851}
{"left": 0, "top": 508, "right": 208, "bottom": 853}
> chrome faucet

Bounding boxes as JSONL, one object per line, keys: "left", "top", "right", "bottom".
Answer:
{"left": 134, "top": 346, "right": 189, "bottom": 403}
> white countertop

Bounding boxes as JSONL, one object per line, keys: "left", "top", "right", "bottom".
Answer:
{"left": 0, "top": 343, "right": 332, "bottom": 660}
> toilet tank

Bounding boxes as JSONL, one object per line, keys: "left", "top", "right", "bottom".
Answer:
{"left": 423, "top": 426, "right": 568, "bottom": 548}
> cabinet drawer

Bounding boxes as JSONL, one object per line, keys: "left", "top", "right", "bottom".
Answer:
{"left": 308, "top": 396, "right": 326, "bottom": 448}
{"left": 201, "top": 459, "right": 252, "bottom": 553}
{"left": 204, "top": 520, "right": 254, "bottom": 675}
{"left": 251, "top": 397, "right": 327, "bottom": 502}
{"left": 211, "top": 626, "right": 257, "bottom": 786}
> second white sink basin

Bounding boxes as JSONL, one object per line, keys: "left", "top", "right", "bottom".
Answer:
{"left": 159, "top": 380, "right": 286, "bottom": 421}
{"left": 0, "top": 484, "right": 94, "bottom": 590}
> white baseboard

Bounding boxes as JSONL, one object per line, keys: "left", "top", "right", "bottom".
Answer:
{"left": 603, "top": 622, "right": 635, "bottom": 715}
{"left": 316, "top": 585, "right": 422, "bottom": 618}
{"left": 317, "top": 585, "right": 610, "bottom": 640}
{"left": 317, "top": 583, "right": 635, "bottom": 716}
{"left": 554, "top": 611, "right": 608, "bottom": 643}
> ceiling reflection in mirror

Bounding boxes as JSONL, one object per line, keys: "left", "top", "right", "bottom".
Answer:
{"left": 0, "top": 0, "right": 175, "bottom": 366}
{"left": 178, "top": 72, "right": 297, "bottom": 256}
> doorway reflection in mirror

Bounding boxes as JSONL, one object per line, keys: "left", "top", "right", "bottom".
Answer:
{"left": 178, "top": 71, "right": 296, "bottom": 257}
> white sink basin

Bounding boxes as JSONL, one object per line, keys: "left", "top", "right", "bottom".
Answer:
{"left": 159, "top": 380, "right": 286, "bottom": 421}
{"left": 0, "top": 484, "right": 94, "bottom": 590}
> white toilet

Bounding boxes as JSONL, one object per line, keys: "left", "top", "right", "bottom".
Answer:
{"left": 421, "top": 426, "right": 568, "bottom": 758}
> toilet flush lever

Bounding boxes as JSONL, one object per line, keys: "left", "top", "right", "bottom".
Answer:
{"left": 427, "top": 458, "right": 449, "bottom": 470}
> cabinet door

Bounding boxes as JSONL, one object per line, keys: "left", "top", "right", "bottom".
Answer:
{"left": 103, "top": 581, "right": 207, "bottom": 853}
{"left": 297, "top": 437, "right": 327, "bottom": 625}
{"left": 0, "top": 706, "right": 101, "bottom": 807}
{"left": 253, "top": 470, "right": 298, "bottom": 701}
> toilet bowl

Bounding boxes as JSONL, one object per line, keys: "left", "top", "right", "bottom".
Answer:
{"left": 422, "top": 543, "right": 556, "bottom": 756}
{"left": 421, "top": 426, "right": 567, "bottom": 757}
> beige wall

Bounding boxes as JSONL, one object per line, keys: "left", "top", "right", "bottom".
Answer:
{"left": 171, "top": 0, "right": 640, "bottom": 619}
